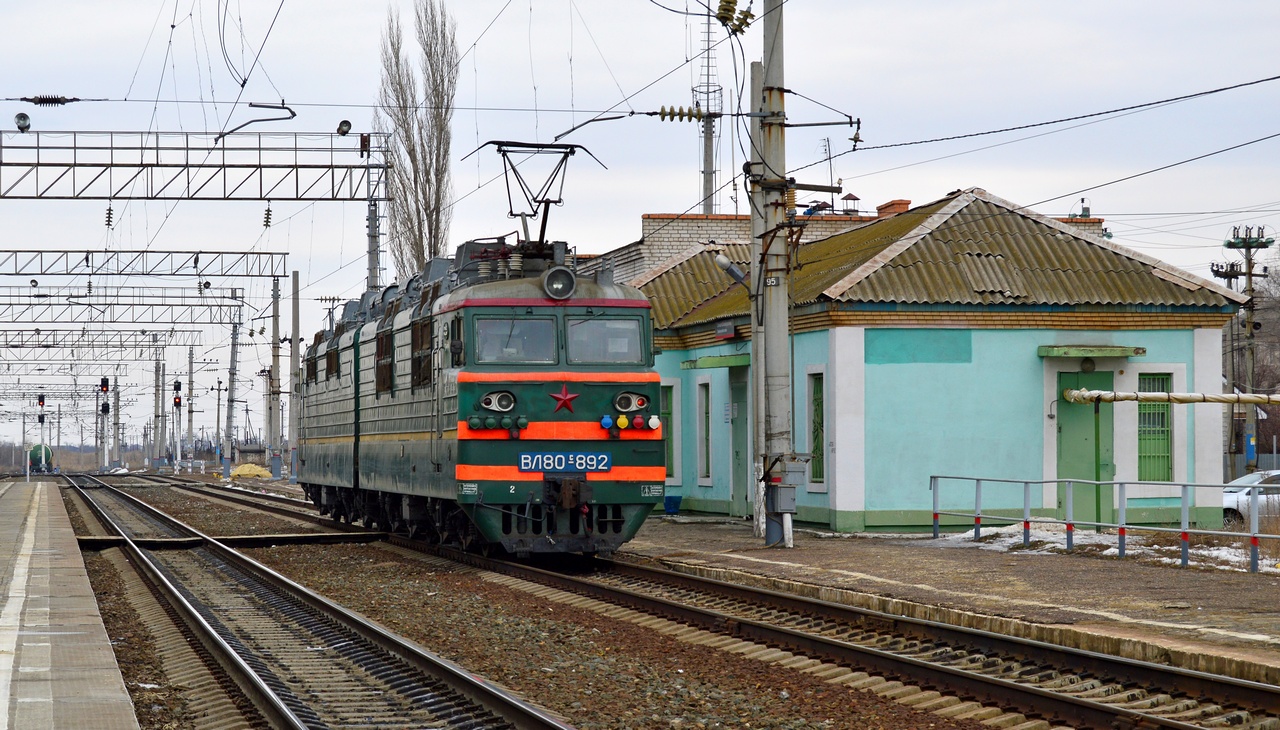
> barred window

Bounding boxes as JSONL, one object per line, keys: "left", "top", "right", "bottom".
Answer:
{"left": 809, "top": 373, "right": 825, "bottom": 482}
{"left": 1138, "top": 373, "right": 1173, "bottom": 481}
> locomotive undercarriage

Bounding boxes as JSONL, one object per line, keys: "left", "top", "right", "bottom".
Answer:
{"left": 301, "top": 482, "right": 640, "bottom": 557}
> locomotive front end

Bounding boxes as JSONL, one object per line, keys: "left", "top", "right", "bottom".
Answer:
{"left": 450, "top": 269, "right": 665, "bottom": 555}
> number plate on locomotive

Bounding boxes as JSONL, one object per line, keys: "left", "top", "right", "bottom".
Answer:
{"left": 519, "top": 452, "right": 611, "bottom": 472}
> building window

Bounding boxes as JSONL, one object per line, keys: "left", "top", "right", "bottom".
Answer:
{"left": 809, "top": 373, "right": 825, "bottom": 482}
{"left": 661, "top": 385, "right": 674, "bottom": 478}
{"left": 305, "top": 356, "right": 318, "bottom": 384}
{"left": 698, "top": 382, "right": 711, "bottom": 479}
{"left": 1138, "top": 373, "right": 1173, "bottom": 481}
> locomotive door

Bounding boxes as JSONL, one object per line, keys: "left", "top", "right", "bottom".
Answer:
{"left": 729, "top": 367, "right": 752, "bottom": 517}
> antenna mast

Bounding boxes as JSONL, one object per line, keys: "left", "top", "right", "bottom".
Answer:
{"left": 694, "top": 14, "right": 723, "bottom": 214}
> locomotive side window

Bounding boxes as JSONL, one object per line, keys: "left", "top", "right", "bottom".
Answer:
{"left": 325, "top": 348, "right": 339, "bottom": 379}
{"left": 449, "top": 317, "right": 465, "bottom": 367}
{"left": 411, "top": 319, "right": 433, "bottom": 387}
{"left": 567, "top": 317, "right": 644, "bottom": 364}
{"left": 475, "top": 317, "right": 556, "bottom": 364}
{"left": 375, "top": 331, "right": 394, "bottom": 394}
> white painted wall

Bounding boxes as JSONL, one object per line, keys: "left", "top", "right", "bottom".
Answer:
{"left": 829, "top": 327, "right": 865, "bottom": 514}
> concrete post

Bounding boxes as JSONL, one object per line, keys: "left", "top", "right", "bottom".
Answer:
{"left": 761, "top": 0, "right": 793, "bottom": 548}
{"left": 270, "top": 276, "right": 282, "bottom": 479}
{"left": 290, "top": 271, "right": 300, "bottom": 483}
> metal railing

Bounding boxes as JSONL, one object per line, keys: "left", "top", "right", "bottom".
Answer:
{"left": 930, "top": 475, "right": 1279, "bottom": 573}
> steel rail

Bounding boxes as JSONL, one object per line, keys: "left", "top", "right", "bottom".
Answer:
{"left": 69, "top": 474, "right": 304, "bottom": 729}
{"left": 432, "top": 547, "right": 1273, "bottom": 730}
{"left": 599, "top": 560, "right": 1280, "bottom": 716}
{"left": 73, "top": 474, "right": 573, "bottom": 730}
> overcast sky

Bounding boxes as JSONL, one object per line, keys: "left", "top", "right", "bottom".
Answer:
{"left": 1, "top": 0, "right": 1278, "bottom": 443}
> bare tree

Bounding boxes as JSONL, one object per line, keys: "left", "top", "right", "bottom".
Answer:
{"left": 376, "top": 0, "right": 458, "bottom": 280}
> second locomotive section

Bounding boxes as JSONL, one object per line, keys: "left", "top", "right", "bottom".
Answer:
{"left": 298, "top": 241, "right": 666, "bottom": 556}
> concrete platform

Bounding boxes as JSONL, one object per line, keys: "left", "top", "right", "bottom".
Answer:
{"left": 0, "top": 479, "right": 138, "bottom": 730}
{"left": 623, "top": 515, "right": 1280, "bottom": 686}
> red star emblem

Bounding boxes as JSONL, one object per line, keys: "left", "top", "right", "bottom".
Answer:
{"left": 549, "top": 383, "right": 579, "bottom": 413}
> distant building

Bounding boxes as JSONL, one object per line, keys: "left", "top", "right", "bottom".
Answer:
{"left": 636, "top": 187, "right": 1244, "bottom": 531}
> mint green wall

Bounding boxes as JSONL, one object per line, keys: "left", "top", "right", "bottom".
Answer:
{"left": 660, "top": 326, "right": 1202, "bottom": 526}
{"left": 790, "top": 330, "right": 831, "bottom": 511}
{"left": 656, "top": 342, "right": 750, "bottom": 506}
{"left": 865, "top": 328, "right": 1197, "bottom": 515}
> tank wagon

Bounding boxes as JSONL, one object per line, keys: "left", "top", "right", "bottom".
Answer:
{"left": 28, "top": 444, "right": 53, "bottom": 474}
{"left": 297, "top": 237, "right": 666, "bottom": 555}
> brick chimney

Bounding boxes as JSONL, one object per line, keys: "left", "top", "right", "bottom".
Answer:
{"left": 876, "top": 199, "right": 910, "bottom": 218}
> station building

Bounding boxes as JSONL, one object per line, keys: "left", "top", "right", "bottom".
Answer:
{"left": 625, "top": 187, "right": 1245, "bottom": 531}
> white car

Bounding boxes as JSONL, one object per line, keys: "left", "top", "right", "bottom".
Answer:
{"left": 1222, "top": 470, "right": 1280, "bottom": 530}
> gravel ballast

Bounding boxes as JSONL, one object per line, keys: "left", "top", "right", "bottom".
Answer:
{"left": 248, "top": 543, "right": 996, "bottom": 730}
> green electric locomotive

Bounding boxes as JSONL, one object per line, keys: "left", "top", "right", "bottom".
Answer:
{"left": 297, "top": 237, "right": 666, "bottom": 555}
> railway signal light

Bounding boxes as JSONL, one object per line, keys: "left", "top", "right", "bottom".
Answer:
{"left": 101, "top": 402, "right": 110, "bottom": 415}
{"left": 37, "top": 414, "right": 45, "bottom": 424}
{"left": 100, "top": 377, "right": 110, "bottom": 393}
{"left": 173, "top": 395, "right": 182, "bottom": 409}
{"left": 174, "top": 379, "right": 182, "bottom": 392}
{"left": 37, "top": 392, "right": 44, "bottom": 407}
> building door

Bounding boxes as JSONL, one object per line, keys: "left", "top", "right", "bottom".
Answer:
{"left": 1056, "top": 371, "right": 1115, "bottom": 526}
{"left": 730, "top": 367, "right": 752, "bottom": 517}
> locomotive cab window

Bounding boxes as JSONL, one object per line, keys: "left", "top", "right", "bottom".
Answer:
{"left": 567, "top": 317, "right": 644, "bottom": 364}
{"left": 475, "top": 317, "right": 557, "bottom": 364}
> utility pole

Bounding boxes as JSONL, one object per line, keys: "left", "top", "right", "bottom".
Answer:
{"left": 112, "top": 383, "right": 120, "bottom": 468}
{"left": 290, "top": 270, "right": 301, "bottom": 483}
{"left": 695, "top": 13, "right": 722, "bottom": 214}
{"left": 749, "top": 61, "right": 767, "bottom": 540}
{"left": 1226, "top": 225, "right": 1275, "bottom": 474}
{"left": 738, "top": 0, "right": 842, "bottom": 547}
{"left": 211, "top": 378, "right": 225, "bottom": 466}
{"left": 757, "top": 0, "right": 796, "bottom": 548}
{"left": 188, "top": 346, "right": 195, "bottom": 454}
{"left": 1211, "top": 259, "right": 1245, "bottom": 478}
{"left": 224, "top": 299, "right": 243, "bottom": 478}
{"left": 270, "top": 276, "right": 282, "bottom": 479}
{"left": 152, "top": 335, "right": 162, "bottom": 468}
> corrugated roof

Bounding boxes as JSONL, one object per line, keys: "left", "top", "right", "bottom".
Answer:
{"left": 639, "top": 188, "right": 1244, "bottom": 331}
{"left": 634, "top": 241, "right": 752, "bottom": 329}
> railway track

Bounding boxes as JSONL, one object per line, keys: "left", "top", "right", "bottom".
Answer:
{"left": 69, "top": 474, "right": 573, "bottom": 730}
{"left": 428, "top": 549, "right": 1280, "bottom": 730}
{"left": 98, "top": 475, "right": 1280, "bottom": 727}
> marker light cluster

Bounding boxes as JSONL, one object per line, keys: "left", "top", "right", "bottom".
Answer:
{"left": 600, "top": 414, "right": 661, "bottom": 430}
{"left": 469, "top": 414, "right": 530, "bottom": 430}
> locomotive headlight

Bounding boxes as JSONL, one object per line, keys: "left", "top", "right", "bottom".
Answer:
{"left": 542, "top": 266, "right": 576, "bottom": 300}
{"left": 613, "top": 392, "right": 648, "bottom": 412}
{"left": 481, "top": 390, "right": 516, "bottom": 412}
{"left": 648, "top": 415, "right": 661, "bottom": 429}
